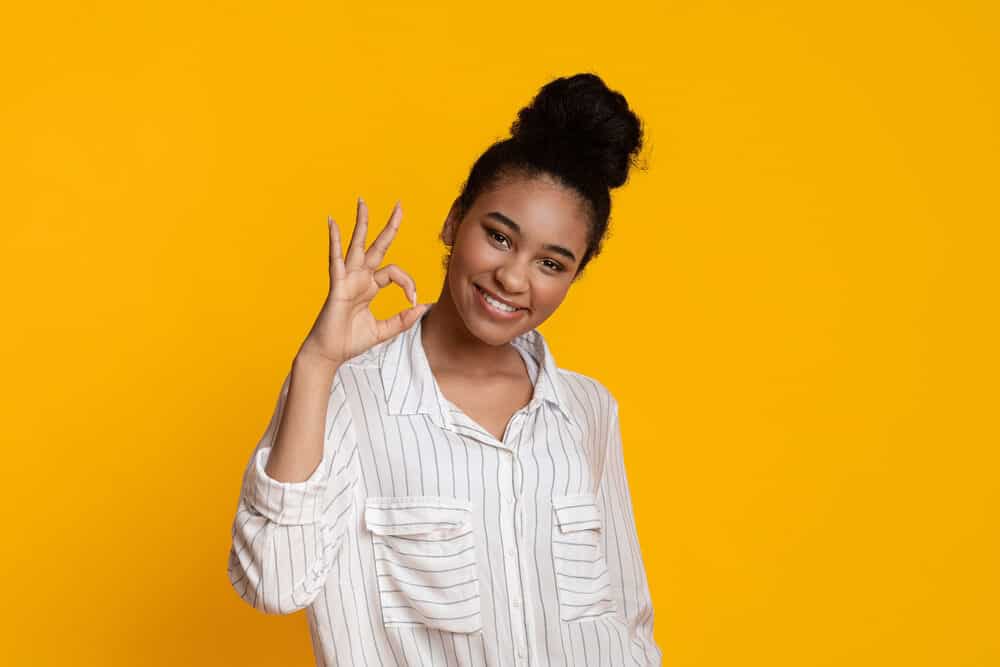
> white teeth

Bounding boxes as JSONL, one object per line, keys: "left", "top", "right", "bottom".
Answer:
{"left": 480, "top": 287, "right": 517, "bottom": 312}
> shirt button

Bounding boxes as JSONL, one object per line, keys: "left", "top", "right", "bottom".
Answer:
{"left": 505, "top": 496, "right": 515, "bottom": 505}
{"left": 506, "top": 547, "right": 515, "bottom": 557}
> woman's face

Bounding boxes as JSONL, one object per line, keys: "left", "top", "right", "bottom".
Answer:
{"left": 440, "top": 173, "right": 591, "bottom": 346}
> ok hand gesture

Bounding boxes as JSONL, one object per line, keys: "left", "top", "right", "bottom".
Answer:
{"left": 299, "top": 197, "right": 430, "bottom": 367}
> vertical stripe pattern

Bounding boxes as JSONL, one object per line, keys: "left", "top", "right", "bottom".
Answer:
{"left": 227, "top": 304, "right": 663, "bottom": 666}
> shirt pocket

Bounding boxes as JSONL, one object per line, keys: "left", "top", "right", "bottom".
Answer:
{"left": 551, "top": 493, "right": 617, "bottom": 622}
{"left": 364, "top": 495, "right": 482, "bottom": 633}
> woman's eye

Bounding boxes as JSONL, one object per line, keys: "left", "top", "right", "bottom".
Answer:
{"left": 542, "top": 259, "right": 564, "bottom": 272}
{"left": 488, "top": 230, "right": 510, "bottom": 248}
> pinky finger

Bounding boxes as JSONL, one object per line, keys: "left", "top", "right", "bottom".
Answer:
{"left": 329, "top": 216, "right": 346, "bottom": 282}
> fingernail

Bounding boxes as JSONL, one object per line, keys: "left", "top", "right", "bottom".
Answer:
{"left": 358, "top": 196, "right": 364, "bottom": 206}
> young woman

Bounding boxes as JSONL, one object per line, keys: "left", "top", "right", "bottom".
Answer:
{"left": 228, "top": 72, "right": 662, "bottom": 667}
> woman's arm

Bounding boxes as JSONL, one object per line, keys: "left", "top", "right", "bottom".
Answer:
{"left": 598, "top": 393, "right": 664, "bottom": 665}
{"left": 264, "top": 351, "right": 342, "bottom": 483}
{"left": 226, "top": 356, "right": 359, "bottom": 615}
{"left": 226, "top": 197, "right": 424, "bottom": 615}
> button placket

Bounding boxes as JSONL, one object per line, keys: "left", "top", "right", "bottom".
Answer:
{"left": 507, "top": 422, "right": 531, "bottom": 665}
{"left": 505, "top": 452, "right": 525, "bottom": 602}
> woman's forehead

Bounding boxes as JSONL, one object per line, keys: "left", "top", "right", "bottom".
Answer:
{"left": 477, "top": 176, "right": 589, "bottom": 227}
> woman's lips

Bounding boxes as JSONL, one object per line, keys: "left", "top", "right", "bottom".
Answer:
{"left": 475, "top": 284, "right": 526, "bottom": 319}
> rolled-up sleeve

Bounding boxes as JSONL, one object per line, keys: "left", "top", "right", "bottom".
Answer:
{"left": 227, "top": 368, "right": 358, "bottom": 615}
{"left": 598, "top": 394, "right": 664, "bottom": 666}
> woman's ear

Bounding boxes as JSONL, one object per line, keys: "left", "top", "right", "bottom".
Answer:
{"left": 440, "top": 199, "right": 462, "bottom": 246}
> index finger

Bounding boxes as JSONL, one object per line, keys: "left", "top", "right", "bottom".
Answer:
{"left": 363, "top": 200, "right": 403, "bottom": 270}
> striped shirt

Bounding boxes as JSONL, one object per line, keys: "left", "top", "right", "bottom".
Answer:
{"left": 227, "top": 304, "right": 663, "bottom": 666}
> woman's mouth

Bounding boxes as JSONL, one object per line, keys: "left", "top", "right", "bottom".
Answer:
{"left": 474, "top": 284, "right": 526, "bottom": 320}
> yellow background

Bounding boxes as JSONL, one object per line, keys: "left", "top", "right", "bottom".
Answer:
{"left": 2, "top": 1, "right": 997, "bottom": 665}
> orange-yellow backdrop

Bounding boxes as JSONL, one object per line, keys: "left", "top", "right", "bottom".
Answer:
{"left": 3, "top": 1, "right": 997, "bottom": 665}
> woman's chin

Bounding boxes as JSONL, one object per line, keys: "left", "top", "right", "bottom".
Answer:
{"left": 460, "top": 308, "right": 521, "bottom": 346}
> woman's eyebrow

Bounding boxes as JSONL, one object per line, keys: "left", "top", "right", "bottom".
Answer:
{"left": 485, "top": 211, "right": 578, "bottom": 263}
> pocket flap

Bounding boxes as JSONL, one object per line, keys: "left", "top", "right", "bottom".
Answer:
{"left": 552, "top": 494, "right": 602, "bottom": 532}
{"left": 365, "top": 496, "right": 473, "bottom": 538}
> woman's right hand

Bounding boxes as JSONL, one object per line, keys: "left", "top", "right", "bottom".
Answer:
{"left": 298, "top": 197, "right": 430, "bottom": 367}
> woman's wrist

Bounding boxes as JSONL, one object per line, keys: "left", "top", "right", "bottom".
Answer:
{"left": 294, "top": 341, "right": 343, "bottom": 375}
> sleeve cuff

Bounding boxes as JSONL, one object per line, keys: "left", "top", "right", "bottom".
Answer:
{"left": 245, "top": 447, "right": 329, "bottom": 525}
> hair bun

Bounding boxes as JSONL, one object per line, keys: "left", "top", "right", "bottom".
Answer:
{"left": 509, "top": 73, "right": 643, "bottom": 189}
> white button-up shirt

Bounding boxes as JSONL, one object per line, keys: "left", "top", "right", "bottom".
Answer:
{"left": 228, "top": 305, "right": 663, "bottom": 666}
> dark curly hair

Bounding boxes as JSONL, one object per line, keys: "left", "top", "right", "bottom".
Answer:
{"left": 443, "top": 72, "right": 645, "bottom": 280}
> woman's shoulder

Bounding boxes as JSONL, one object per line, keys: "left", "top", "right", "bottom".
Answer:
{"left": 554, "top": 367, "right": 618, "bottom": 414}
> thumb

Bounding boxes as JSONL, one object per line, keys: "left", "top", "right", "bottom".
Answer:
{"left": 408, "top": 302, "right": 432, "bottom": 322}
{"left": 379, "top": 303, "right": 430, "bottom": 342}
{"left": 398, "top": 303, "right": 431, "bottom": 336}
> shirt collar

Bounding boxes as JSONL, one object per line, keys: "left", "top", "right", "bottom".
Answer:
{"left": 378, "top": 303, "right": 576, "bottom": 430}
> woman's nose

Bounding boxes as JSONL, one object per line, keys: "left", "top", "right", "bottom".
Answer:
{"left": 495, "top": 260, "right": 529, "bottom": 294}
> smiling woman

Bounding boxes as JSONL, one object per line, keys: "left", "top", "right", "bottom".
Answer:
{"left": 227, "top": 72, "right": 661, "bottom": 666}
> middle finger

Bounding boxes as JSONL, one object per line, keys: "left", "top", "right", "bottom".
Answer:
{"left": 345, "top": 196, "right": 369, "bottom": 270}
